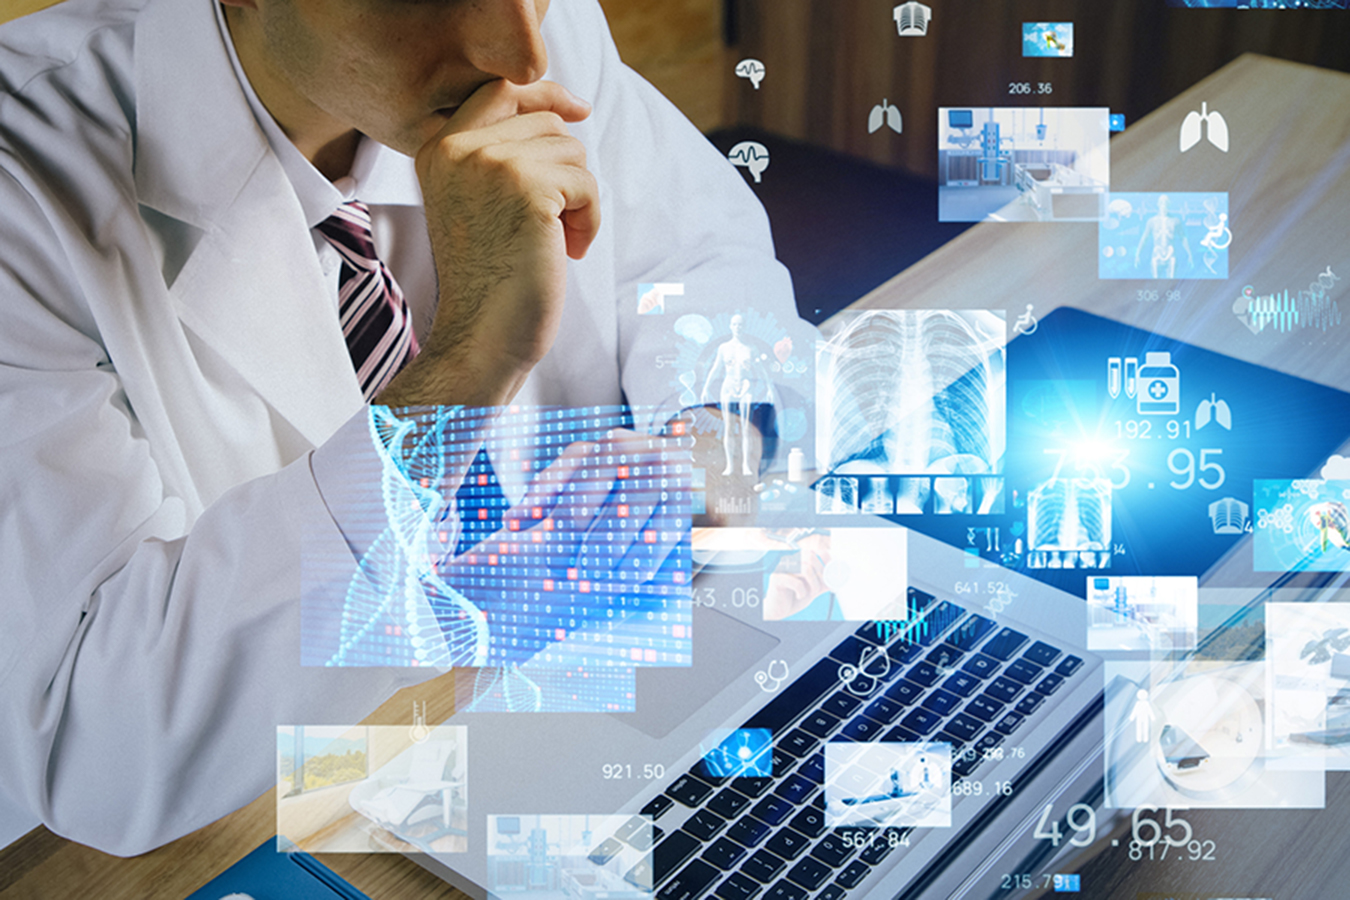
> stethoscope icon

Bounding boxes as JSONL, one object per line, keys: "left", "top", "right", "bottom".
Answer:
{"left": 756, "top": 659, "right": 790, "bottom": 692}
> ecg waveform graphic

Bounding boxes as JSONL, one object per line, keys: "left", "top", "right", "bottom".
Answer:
{"left": 1247, "top": 288, "right": 1343, "bottom": 333}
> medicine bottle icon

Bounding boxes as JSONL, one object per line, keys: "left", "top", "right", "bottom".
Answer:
{"left": 1136, "top": 351, "right": 1180, "bottom": 416}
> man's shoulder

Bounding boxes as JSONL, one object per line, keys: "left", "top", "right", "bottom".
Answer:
{"left": 0, "top": 0, "right": 147, "bottom": 201}
{"left": 0, "top": 0, "right": 143, "bottom": 95}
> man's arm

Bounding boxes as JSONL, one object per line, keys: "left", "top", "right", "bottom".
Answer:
{"left": 0, "top": 167, "right": 427, "bottom": 855}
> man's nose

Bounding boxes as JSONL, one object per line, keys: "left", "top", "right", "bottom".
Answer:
{"left": 465, "top": 0, "right": 549, "bottom": 85}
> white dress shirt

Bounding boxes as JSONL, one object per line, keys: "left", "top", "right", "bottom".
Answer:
{"left": 0, "top": 0, "right": 796, "bottom": 855}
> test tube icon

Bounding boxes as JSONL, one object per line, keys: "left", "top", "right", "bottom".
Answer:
{"left": 1124, "top": 357, "right": 1138, "bottom": 398}
{"left": 1107, "top": 357, "right": 1122, "bottom": 399}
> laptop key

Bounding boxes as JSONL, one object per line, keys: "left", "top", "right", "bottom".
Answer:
{"left": 994, "top": 712, "right": 1025, "bottom": 736}
{"left": 728, "top": 817, "right": 771, "bottom": 848}
{"left": 980, "top": 627, "right": 1029, "bottom": 661}
{"left": 764, "top": 883, "right": 808, "bottom": 900}
{"left": 864, "top": 696, "right": 905, "bottom": 724}
{"left": 901, "top": 707, "right": 943, "bottom": 735}
{"left": 1004, "top": 659, "right": 1043, "bottom": 685}
{"left": 707, "top": 788, "right": 752, "bottom": 819}
{"left": 589, "top": 837, "right": 625, "bottom": 865}
{"left": 858, "top": 834, "right": 899, "bottom": 865}
{"left": 752, "top": 795, "right": 796, "bottom": 826}
{"left": 779, "top": 729, "right": 818, "bottom": 758}
{"left": 654, "top": 831, "right": 705, "bottom": 881}
{"left": 743, "top": 848, "right": 787, "bottom": 881}
{"left": 884, "top": 678, "right": 924, "bottom": 705}
{"left": 625, "top": 857, "right": 656, "bottom": 891}
{"left": 810, "top": 832, "right": 851, "bottom": 867}
{"left": 944, "top": 712, "right": 984, "bottom": 742}
{"left": 790, "top": 807, "right": 826, "bottom": 838}
{"left": 703, "top": 836, "right": 749, "bottom": 870}
{"left": 886, "top": 641, "right": 924, "bottom": 667}
{"left": 947, "top": 614, "right": 997, "bottom": 651}
{"left": 617, "top": 815, "right": 651, "bottom": 843}
{"left": 837, "top": 858, "right": 871, "bottom": 888}
{"left": 1014, "top": 693, "right": 1045, "bottom": 716}
{"left": 961, "top": 653, "right": 999, "bottom": 679}
{"left": 975, "top": 731, "right": 1005, "bottom": 755}
{"left": 1056, "top": 655, "right": 1084, "bottom": 677}
{"left": 766, "top": 828, "right": 811, "bottom": 861}
{"left": 659, "top": 859, "right": 720, "bottom": 900}
{"left": 966, "top": 695, "right": 1004, "bottom": 722}
{"left": 840, "top": 715, "right": 885, "bottom": 741}
{"left": 1023, "top": 641, "right": 1062, "bottom": 668}
{"left": 1035, "top": 673, "right": 1066, "bottom": 695}
{"left": 937, "top": 730, "right": 970, "bottom": 754}
{"left": 822, "top": 691, "right": 864, "bottom": 718}
{"left": 667, "top": 773, "right": 716, "bottom": 808}
{"left": 714, "top": 872, "right": 762, "bottom": 900}
{"left": 787, "top": 857, "right": 833, "bottom": 891}
{"left": 801, "top": 710, "right": 842, "bottom": 739}
{"left": 920, "top": 688, "right": 961, "bottom": 716}
{"left": 797, "top": 754, "right": 825, "bottom": 781}
{"left": 774, "top": 773, "right": 817, "bottom": 806}
{"left": 906, "top": 661, "right": 943, "bottom": 687}
{"left": 684, "top": 809, "right": 729, "bottom": 842}
{"left": 927, "top": 642, "right": 965, "bottom": 669}
{"left": 643, "top": 794, "right": 675, "bottom": 820}
{"left": 733, "top": 777, "right": 774, "bottom": 798}
{"left": 985, "top": 676, "right": 1023, "bottom": 704}
{"left": 942, "top": 671, "right": 981, "bottom": 698}
{"left": 952, "top": 752, "right": 984, "bottom": 778}
{"left": 817, "top": 884, "right": 848, "bottom": 900}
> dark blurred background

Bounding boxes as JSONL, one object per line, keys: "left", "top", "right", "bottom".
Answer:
{"left": 598, "top": 0, "right": 1350, "bottom": 320}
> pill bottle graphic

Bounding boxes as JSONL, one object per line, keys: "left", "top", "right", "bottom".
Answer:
{"left": 1136, "top": 351, "right": 1180, "bottom": 415}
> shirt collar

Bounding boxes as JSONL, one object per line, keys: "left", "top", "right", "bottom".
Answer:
{"left": 211, "top": 1, "right": 423, "bottom": 226}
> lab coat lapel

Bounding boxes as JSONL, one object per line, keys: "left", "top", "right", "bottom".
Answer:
{"left": 132, "top": 0, "right": 362, "bottom": 446}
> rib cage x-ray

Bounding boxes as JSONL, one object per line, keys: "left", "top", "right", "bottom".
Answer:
{"left": 816, "top": 310, "right": 1005, "bottom": 475}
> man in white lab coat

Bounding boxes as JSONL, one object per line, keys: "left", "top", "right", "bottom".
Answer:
{"left": 0, "top": 0, "right": 794, "bottom": 854}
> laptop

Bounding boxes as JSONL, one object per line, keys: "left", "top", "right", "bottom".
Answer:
{"left": 403, "top": 306, "right": 1350, "bottom": 900}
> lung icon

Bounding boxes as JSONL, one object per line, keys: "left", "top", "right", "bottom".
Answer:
{"left": 1180, "top": 102, "right": 1228, "bottom": 153}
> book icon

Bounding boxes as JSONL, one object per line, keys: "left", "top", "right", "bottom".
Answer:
{"left": 1180, "top": 101, "right": 1229, "bottom": 152}
{"left": 893, "top": 2, "right": 932, "bottom": 36}
{"left": 1209, "top": 497, "right": 1250, "bottom": 535}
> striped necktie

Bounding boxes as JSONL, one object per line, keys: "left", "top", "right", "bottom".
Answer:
{"left": 316, "top": 200, "right": 419, "bottom": 401}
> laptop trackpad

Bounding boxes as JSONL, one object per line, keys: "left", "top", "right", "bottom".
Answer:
{"left": 616, "top": 607, "right": 780, "bottom": 739}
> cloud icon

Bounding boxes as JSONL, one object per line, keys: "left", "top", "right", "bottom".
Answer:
{"left": 727, "top": 141, "right": 770, "bottom": 183}
{"left": 674, "top": 314, "right": 713, "bottom": 345}
{"left": 1322, "top": 454, "right": 1350, "bottom": 480}
{"left": 735, "top": 58, "right": 766, "bottom": 90}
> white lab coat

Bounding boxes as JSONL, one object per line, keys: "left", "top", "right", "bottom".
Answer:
{"left": 0, "top": 0, "right": 794, "bottom": 854}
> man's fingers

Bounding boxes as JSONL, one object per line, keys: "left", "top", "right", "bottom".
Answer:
{"left": 447, "top": 79, "right": 591, "bottom": 133}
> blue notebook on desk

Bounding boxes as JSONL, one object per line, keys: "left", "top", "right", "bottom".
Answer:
{"left": 185, "top": 837, "right": 370, "bottom": 900}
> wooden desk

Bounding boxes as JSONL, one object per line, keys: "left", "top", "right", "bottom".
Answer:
{"left": 2, "top": 51, "right": 1346, "bottom": 900}
{"left": 0, "top": 673, "right": 472, "bottom": 900}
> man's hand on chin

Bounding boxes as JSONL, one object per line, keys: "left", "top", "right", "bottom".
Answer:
{"left": 378, "top": 80, "right": 600, "bottom": 411}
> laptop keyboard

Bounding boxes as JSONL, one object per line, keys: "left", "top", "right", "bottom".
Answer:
{"left": 596, "top": 588, "right": 1084, "bottom": 900}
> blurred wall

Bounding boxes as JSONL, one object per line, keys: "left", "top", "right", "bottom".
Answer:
{"left": 722, "top": 0, "right": 1350, "bottom": 180}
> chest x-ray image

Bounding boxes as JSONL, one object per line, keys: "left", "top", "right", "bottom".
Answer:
{"left": 815, "top": 309, "right": 1005, "bottom": 478}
